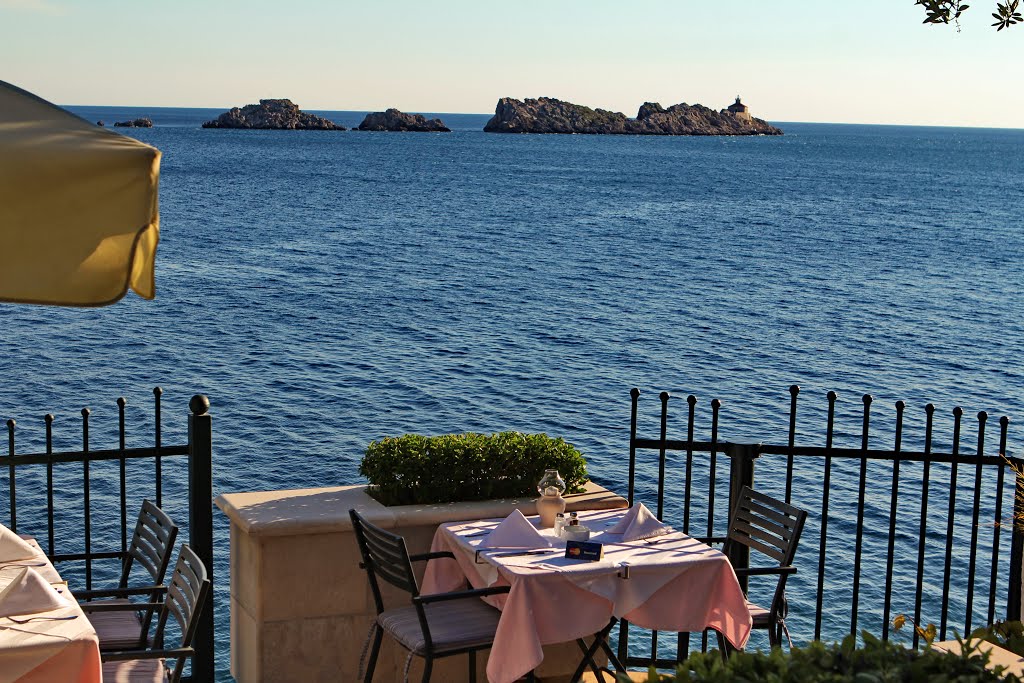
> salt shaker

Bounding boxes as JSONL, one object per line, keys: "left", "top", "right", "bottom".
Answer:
{"left": 554, "top": 513, "right": 566, "bottom": 537}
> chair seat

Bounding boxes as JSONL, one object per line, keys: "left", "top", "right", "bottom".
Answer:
{"left": 747, "top": 599, "right": 772, "bottom": 628}
{"left": 378, "top": 599, "right": 502, "bottom": 656}
{"left": 102, "top": 658, "right": 166, "bottom": 683}
{"left": 85, "top": 598, "right": 149, "bottom": 650}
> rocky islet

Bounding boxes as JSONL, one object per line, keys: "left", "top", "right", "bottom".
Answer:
{"left": 357, "top": 108, "right": 450, "bottom": 132}
{"left": 113, "top": 118, "right": 153, "bottom": 128}
{"left": 202, "top": 99, "right": 345, "bottom": 130}
{"left": 483, "top": 96, "right": 782, "bottom": 135}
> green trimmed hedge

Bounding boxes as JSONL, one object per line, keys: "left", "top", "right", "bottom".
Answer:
{"left": 359, "top": 431, "right": 588, "bottom": 506}
{"left": 625, "top": 632, "right": 1019, "bottom": 682}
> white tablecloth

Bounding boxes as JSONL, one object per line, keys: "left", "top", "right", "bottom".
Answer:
{"left": 0, "top": 538, "right": 102, "bottom": 683}
{"left": 422, "top": 508, "right": 751, "bottom": 683}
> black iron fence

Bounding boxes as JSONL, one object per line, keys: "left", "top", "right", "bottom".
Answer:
{"left": 618, "top": 386, "right": 1019, "bottom": 669}
{"left": 1, "top": 389, "right": 214, "bottom": 683}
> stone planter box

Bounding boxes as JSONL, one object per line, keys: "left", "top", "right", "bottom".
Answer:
{"left": 933, "top": 639, "right": 1024, "bottom": 678}
{"left": 216, "top": 481, "right": 628, "bottom": 683}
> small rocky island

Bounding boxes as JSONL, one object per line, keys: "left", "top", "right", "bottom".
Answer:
{"left": 202, "top": 99, "right": 345, "bottom": 130}
{"left": 113, "top": 118, "right": 153, "bottom": 128}
{"left": 357, "top": 108, "right": 450, "bottom": 132}
{"left": 484, "top": 96, "right": 782, "bottom": 136}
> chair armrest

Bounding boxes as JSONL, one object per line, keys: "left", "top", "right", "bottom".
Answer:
{"left": 414, "top": 585, "right": 511, "bottom": 605}
{"left": 80, "top": 601, "right": 163, "bottom": 613}
{"left": 733, "top": 566, "right": 797, "bottom": 577}
{"left": 75, "top": 585, "right": 166, "bottom": 601}
{"left": 694, "top": 536, "right": 727, "bottom": 545}
{"left": 102, "top": 646, "right": 194, "bottom": 662}
{"left": 408, "top": 551, "right": 455, "bottom": 563}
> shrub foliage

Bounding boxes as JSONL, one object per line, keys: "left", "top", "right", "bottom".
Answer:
{"left": 360, "top": 431, "right": 589, "bottom": 506}
{"left": 969, "top": 620, "right": 1024, "bottom": 657}
{"left": 625, "top": 632, "right": 1020, "bottom": 682}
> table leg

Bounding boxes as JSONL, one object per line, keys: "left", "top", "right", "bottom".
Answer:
{"left": 570, "top": 618, "right": 623, "bottom": 682}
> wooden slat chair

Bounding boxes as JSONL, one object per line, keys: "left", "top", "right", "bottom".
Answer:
{"left": 349, "top": 509, "right": 517, "bottom": 683}
{"left": 85, "top": 544, "right": 210, "bottom": 683}
{"left": 76, "top": 500, "right": 179, "bottom": 650}
{"left": 705, "top": 486, "right": 808, "bottom": 650}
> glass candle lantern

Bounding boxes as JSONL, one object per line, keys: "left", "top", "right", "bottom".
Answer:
{"left": 536, "top": 469, "right": 567, "bottom": 528}
{"left": 537, "top": 469, "right": 566, "bottom": 496}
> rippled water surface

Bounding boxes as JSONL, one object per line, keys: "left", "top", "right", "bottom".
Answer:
{"left": 2, "top": 107, "right": 1022, "bottom": 678}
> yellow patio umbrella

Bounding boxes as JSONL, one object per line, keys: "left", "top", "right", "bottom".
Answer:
{"left": 0, "top": 80, "right": 160, "bottom": 306}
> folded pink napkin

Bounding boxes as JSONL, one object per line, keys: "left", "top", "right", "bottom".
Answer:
{"left": 0, "top": 523, "right": 37, "bottom": 562}
{"left": 608, "top": 503, "right": 671, "bottom": 542}
{"left": 0, "top": 567, "right": 71, "bottom": 618}
{"left": 481, "top": 509, "right": 551, "bottom": 549}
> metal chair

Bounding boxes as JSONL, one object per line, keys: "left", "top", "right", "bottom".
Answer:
{"left": 85, "top": 544, "right": 210, "bottom": 683}
{"left": 708, "top": 486, "right": 808, "bottom": 650}
{"left": 349, "top": 508, "right": 515, "bottom": 683}
{"left": 76, "top": 499, "right": 179, "bottom": 650}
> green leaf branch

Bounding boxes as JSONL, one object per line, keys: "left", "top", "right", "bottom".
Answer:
{"left": 915, "top": 0, "right": 1022, "bottom": 30}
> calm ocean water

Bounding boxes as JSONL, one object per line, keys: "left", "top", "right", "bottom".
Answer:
{"left": 2, "top": 105, "right": 1023, "bottom": 678}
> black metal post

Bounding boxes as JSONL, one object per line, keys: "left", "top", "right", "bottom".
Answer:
{"left": 7, "top": 419, "right": 15, "bottom": 532}
{"left": 725, "top": 442, "right": 757, "bottom": 592}
{"left": 82, "top": 407, "right": 92, "bottom": 590}
{"left": 850, "top": 394, "right": 872, "bottom": 635}
{"left": 1009, "top": 452, "right": 1024, "bottom": 622}
{"left": 628, "top": 388, "right": 640, "bottom": 506}
{"left": 188, "top": 395, "right": 214, "bottom": 683}
{"left": 656, "top": 391, "right": 670, "bottom": 520}
{"left": 785, "top": 385, "right": 799, "bottom": 504}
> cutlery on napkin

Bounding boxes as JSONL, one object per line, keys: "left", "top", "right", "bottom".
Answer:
{"left": 607, "top": 503, "right": 672, "bottom": 542}
{"left": 0, "top": 523, "right": 38, "bottom": 562}
{"left": 0, "top": 567, "right": 72, "bottom": 619}
{"left": 481, "top": 509, "right": 551, "bottom": 549}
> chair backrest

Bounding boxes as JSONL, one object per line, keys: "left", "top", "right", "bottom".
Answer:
{"left": 349, "top": 509, "right": 419, "bottom": 614}
{"left": 118, "top": 499, "right": 179, "bottom": 589}
{"left": 724, "top": 486, "right": 808, "bottom": 618}
{"left": 153, "top": 544, "right": 210, "bottom": 683}
{"left": 724, "top": 486, "right": 807, "bottom": 566}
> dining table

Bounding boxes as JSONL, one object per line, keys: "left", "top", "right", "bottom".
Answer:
{"left": 0, "top": 537, "right": 102, "bottom": 683}
{"left": 421, "top": 507, "right": 752, "bottom": 683}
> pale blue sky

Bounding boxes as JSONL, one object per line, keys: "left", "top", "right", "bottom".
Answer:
{"left": 2, "top": 0, "right": 1020, "bottom": 127}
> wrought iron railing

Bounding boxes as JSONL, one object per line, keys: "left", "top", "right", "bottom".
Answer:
{"left": 1, "top": 389, "right": 214, "bottom": 683}
{"left": 617, "top": 386, "right": 1018, "bottom": 669}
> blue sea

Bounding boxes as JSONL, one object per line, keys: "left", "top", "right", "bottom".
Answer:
{"left": 2, "top": 105, "right": 1023, "bottom": 679}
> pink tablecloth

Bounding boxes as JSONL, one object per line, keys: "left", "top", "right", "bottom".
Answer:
{"left": 422, "top": 508, "right": 751, "bottom": 683}
{"left": 0, "top": 538, "right": 102, "bottom": 683}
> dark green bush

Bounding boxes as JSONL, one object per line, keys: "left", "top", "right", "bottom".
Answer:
{"left": 359, "top": 431, "right": 589, "bottom": 506}
{"left": 624, "top": 632, "right": 1020, "bottom": 682}
{"left": 969, "top": 620, "right": 1024, "bottom": 657}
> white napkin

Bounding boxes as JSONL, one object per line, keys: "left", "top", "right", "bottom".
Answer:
{"left": 0, "top": 567, "right": 71, "bottom": 618}
{"left": 0, "top": 523, "right": 37, "bottom": 562}
{"left": 481, "top": 509, "right": 551, "bottom": 549}
{"left": 608, "top": 503, "right": 671, "bottom": 542}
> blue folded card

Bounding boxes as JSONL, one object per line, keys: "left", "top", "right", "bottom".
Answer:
{"left": 565, "top": 540, "right": 604, "bottom": 562}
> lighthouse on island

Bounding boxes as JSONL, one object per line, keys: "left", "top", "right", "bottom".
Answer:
{"left": 727, "top": 96, "right": 752, "bottom": 122}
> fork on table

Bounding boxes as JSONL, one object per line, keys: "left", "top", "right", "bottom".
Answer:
{"left": 5, "top": 614, "right": 78, "bottom": 624}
